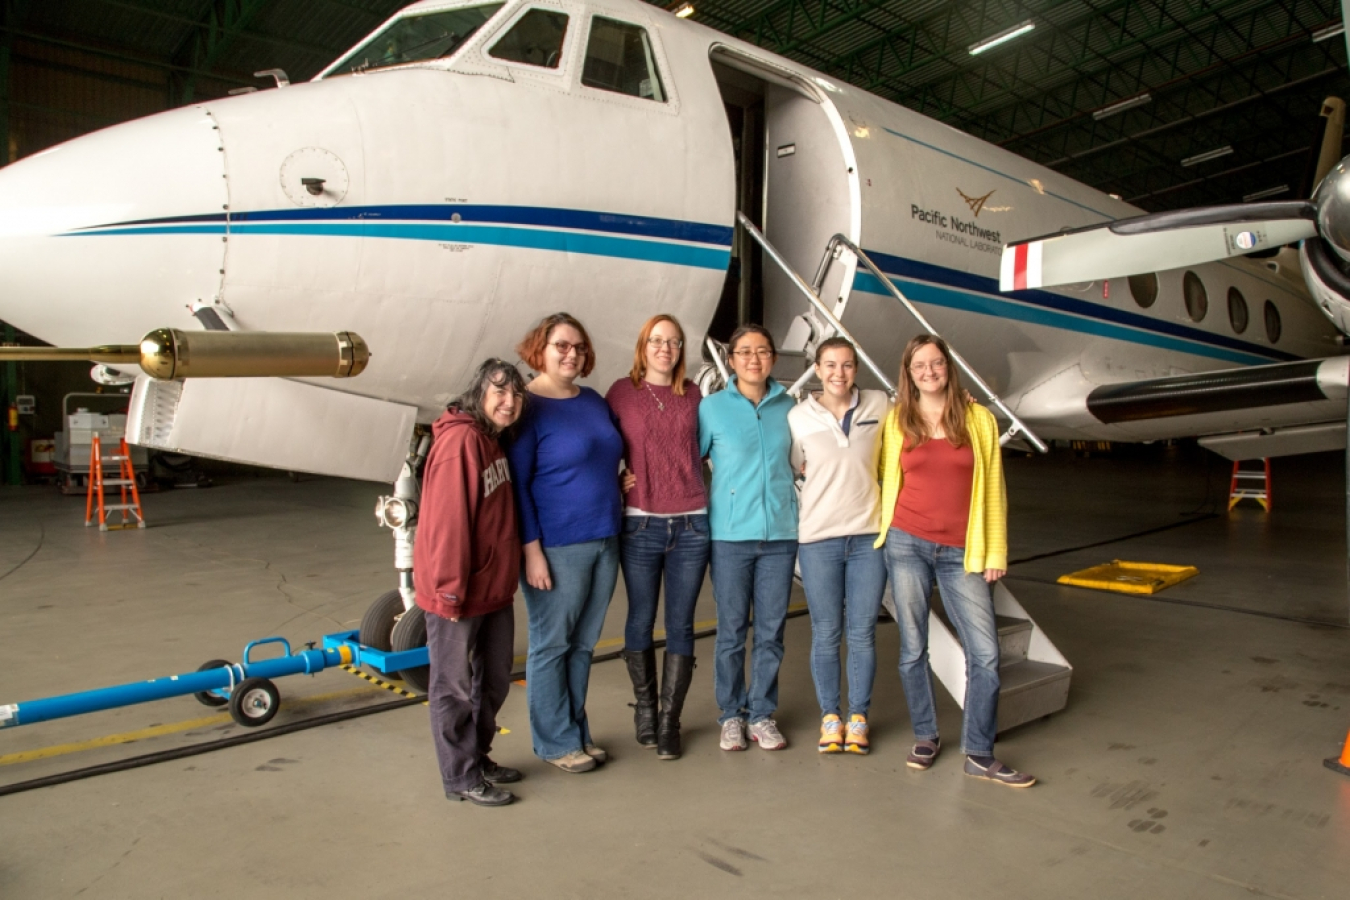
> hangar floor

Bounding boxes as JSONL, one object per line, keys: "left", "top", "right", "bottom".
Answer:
{"left": 2, "top": 445, "right": 1349, "bottom": 899}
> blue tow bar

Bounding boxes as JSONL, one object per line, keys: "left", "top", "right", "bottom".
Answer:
{"left": 0, "top": 632, "right": 429, "bottom": 730}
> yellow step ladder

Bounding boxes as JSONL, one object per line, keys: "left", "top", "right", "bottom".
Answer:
{"left": 85, "top": 434, "right": 145, "bottom": 530}
{"left": 1228, "top": 458, "right": 1270, "bottom": 512}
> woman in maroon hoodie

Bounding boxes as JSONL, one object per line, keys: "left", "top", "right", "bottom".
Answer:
{"left": 415, "top": 358, "right": 528, "bottom": 807}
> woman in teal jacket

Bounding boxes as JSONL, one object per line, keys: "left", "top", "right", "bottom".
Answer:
{"left": 698, "top": 324, "right": 798, "bottom": 752}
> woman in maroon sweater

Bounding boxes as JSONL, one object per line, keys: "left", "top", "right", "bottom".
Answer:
{"left": 415, "top": 358, "right": 528, "bottom": 807}
{"left": 606, "top": 314, "right": 708, "bottom": 759}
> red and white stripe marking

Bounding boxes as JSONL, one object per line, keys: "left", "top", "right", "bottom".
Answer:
{"left": 999, "top": 240, "right": 1043, "bottom": 291}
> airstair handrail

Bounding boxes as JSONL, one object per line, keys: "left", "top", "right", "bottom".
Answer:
{"left": 808, "top": 230, "right": 1048, "bottom": 453}
{"left": 735, "top": 214, "right": 897, "bottom": 401}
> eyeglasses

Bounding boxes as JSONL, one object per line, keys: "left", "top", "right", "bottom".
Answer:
{"left": 549, "top": 340, "right": 588, "bottom": 357}
{"left": 733, "top": 348, "right": 774, "bottom": 360}
{"left": 910, "top": 360, "right": 947, "bottom": 373}
{"left": 647, "top": 337, "right": 684, "bottom": 350}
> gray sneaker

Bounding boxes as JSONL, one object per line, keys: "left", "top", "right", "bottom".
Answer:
{"left": 719, "top": 717, "right": 748, "bottom": 751}
{"left": 749, "top": 718, "right": 787, "bottom": 750}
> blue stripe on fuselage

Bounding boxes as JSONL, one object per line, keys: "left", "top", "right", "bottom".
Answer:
{"left": 71, "top": 203, "right": 735, "bottom": 248}
{"left": 70, "top": 220, "right": 733, "bottom": 271}
{"left": 855, "top": 248, "right": 1295, "bottom": 365}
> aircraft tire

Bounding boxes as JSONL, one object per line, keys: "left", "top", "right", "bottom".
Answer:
{"left": 389, "top": 605, "right": 430, "bottom": 695}
{"left": 359, "top": 589, "right": 406, "bottom": 682}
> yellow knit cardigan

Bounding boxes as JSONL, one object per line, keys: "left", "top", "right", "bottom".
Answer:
{"left": 872, "top": 402, "right": 1008, "bottom": 572}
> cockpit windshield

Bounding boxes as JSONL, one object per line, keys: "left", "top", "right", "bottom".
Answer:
{"left": 326, "top": 4, "right": 506, "bottom": 77}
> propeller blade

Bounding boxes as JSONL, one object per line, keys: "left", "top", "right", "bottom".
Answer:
{"left": 1314, "top": 98, "right": 1345, "bottom": 191}
{"left": 999, "top": 202, "right": 1317, "bottom": 290}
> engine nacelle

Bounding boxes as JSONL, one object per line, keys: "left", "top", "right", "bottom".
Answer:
{"left": 1299, "top": 236, "right": 1350, "bottom": 334}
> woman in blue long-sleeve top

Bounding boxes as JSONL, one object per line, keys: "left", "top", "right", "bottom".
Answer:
{"left": 506, "top": 312, "right": 624, "bottom": 775}
{"left": 698, "top": 324, "right": 798, "bottom": 752}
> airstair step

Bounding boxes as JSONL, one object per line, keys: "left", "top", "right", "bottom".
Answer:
{"left": 996, "top": 660, "right": 1072, "bottom": 733}
{"left": 996, "top": 615, "right": 1032, "bottom": 662}
{"left": 102, "top": 479, "right": 135, "bottom": 486}
{"left": 102, "top": 504, "right": 142, "bottom": 512}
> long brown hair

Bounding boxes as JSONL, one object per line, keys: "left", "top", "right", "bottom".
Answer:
{"left": 516, "top": 312, "right": 597, "bottom": 378}
{"left": 628, "top": 314, "right": 687, "bottom": 395}
{"left": 897, "top": 335, "right": 968, "bottom": 449}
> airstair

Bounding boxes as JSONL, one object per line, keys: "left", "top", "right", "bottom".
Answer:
{"left": 733, "top": 213, "right": 1072, "bottom": 732}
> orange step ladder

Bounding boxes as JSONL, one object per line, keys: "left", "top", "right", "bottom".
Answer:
{"left": 85, "top": 434, "right": 145, "bottom": 530}
{"left": 1228, "top": 458, "right": 1271, "bottom": 512}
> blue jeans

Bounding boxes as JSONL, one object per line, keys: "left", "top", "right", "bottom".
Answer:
{"left": 798, "top": 535, "right": 886, "bottom": 718}
{"left": 883, "top": 528, "right": 1001, "bottom": 756}
{"left": 521, "top": 537, "right": 619, "bottom": 760}
{"left": 620, "top": 515, "right": 710, "bottom": 657}
{"left": 710, "top": 539, "right": 798, "bottom": 724}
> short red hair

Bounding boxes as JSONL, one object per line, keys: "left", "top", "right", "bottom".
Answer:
{"left": 516, "top": 312, "right": 596, "bottom": 378}
{"left": 628, "top": 314, "right": 688, "bottom": 396}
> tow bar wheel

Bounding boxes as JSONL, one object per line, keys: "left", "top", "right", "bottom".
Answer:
{"left": 193, "top": 659, "right": 232, "bottom": 707}
{"left": 229, "top": 676, "right": 280, "bottom": 727}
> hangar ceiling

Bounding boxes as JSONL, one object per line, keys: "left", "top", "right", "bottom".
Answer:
{"left": 1, "top": 0, "right": 1348, "bottom": 213}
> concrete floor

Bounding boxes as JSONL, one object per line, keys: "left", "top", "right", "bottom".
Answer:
{"left": 2, "top": 445, "right": 1350, "bottom": 899}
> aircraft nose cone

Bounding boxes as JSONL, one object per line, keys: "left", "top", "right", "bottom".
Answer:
{"left": 0, "top": 106, "right": 228, "bottom": 345}
{"left": 1316, "top": 160, "right": 1350, "bottom": 262}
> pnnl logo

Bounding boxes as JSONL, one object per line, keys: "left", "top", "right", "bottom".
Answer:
{"left": 956, "top": 188, "right": 996, "bottom": 217}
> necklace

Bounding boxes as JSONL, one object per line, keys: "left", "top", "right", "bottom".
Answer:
{"left": 644, "top": 381, "right": 665, "bottom": 411}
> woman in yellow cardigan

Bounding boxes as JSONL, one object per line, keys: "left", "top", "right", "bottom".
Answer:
{"left": 877, "top": 335, "right": 1034, "bottom": 788}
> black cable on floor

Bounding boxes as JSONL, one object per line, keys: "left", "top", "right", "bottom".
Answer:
{"left": 0, "top": 694, "right": 426, "bottom": 798}
{"left": 1008, "top": 513, "right": 1219, "bottom": 566}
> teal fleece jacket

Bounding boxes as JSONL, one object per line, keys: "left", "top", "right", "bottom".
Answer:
{"left": 698, "top": 377, "right": 798, "bottom": 542}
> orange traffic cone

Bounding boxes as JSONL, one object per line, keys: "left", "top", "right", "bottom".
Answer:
{"left": 1325, "top": 726, "right": 1350, "bottom": 776}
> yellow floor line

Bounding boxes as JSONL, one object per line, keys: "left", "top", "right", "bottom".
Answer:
{"left": 0, "top": 685, "right": 382, "bottom": 767}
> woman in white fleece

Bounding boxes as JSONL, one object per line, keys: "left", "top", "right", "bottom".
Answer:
{"left": 788, "top": 337, "right": 889, "bottom": 755}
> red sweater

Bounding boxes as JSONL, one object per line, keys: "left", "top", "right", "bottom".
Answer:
{"left": 414, "top": 409, "right": 521, "bottom": 621}
{"left": 605, "top": 378, "right": 706, "bottom": 514}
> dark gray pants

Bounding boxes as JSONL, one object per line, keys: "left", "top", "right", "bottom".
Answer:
{"left": 426, "top": 605, "right": 515, "bottom": 794}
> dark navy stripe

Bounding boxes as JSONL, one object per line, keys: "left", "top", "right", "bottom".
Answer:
{"left": 73, "top": 203, "right": 734, "bottom": 247}
{"left": 859, "top": 248, "right": 1298, "bottom": 363}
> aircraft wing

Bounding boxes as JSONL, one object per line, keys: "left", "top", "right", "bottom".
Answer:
{"left": 1014, "top": 356, "right": 1350, "bottom": 457}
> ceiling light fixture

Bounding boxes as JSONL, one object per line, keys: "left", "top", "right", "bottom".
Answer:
{"left": 1243, "top": 185, "right": 1289, "bottom": 202}
{"left": 1312, "top": 23, "right": 1345, "bottom": 43}
{"left": 1092, "top": 93, "right": 1151, "bottom": 121}
{"left": 968, "top": 20, "right": 1035, "bottom": 56}
{"left": 1181, "top": 146, "right": 1234, "bottom": 167}
{"left": 673, "top": 2, "right": 695, "bottom": 17}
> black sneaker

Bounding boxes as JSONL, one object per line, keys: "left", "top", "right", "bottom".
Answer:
{"left": 481, "top": 759, "right": 523, "bottom": 784}
{"left": 451, "top": 780, "right": 514, "bottom": 807}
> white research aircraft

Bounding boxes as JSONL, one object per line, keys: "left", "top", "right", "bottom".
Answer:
{"left": 1, "top": 0, "right": 1348, "bottom": 593}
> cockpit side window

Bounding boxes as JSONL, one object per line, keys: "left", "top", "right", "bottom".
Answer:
{"left": 327, "top": 4, "right": 505, "bottom": 76}
{"left": 581, "top": 17, "right": 665, "bottom": 102}
{"left": 490, "top": 9, "right": 570, "bottom": 69}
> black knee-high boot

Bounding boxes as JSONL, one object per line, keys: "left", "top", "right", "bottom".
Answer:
{"left": 622, "top": 649, "right": 658, "bottom": 747}
{"left": 657, "top": 653, "right": 695, "bottom": 760}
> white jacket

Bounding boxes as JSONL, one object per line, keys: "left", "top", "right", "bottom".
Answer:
{"left": 788, "top": 389, "right": 889, "bottom": 544}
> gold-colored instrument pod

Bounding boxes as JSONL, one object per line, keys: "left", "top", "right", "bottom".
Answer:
{"left": 0, "top": 330, "right": 370, "bottom": 380}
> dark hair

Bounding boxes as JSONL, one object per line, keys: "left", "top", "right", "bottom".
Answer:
{"left": 450, "top": 358, "right": 528, "bottom": 435}
{"left": 728, "top": 323, "right": 776, "bottom": 357}
{"left": 814, "top": 337, "right": 856, "bottom": 364}
{"left": 516, "top": 312, "right": 597, "bottom": 377}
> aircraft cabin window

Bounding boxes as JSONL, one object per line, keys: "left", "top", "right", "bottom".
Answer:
{"left": 581, "top": 17, "right": 666, "bottom": 102}
{"left": 327, "top": 4, "right": 505, "bottom": 76}
{"left": 490, "top": 9, "right": 569, "bottom": 69}
{"left": 1264, "top": 300, "right": 1282, "bottom": 343}
{"left": 1182, "top": 271, "right": 1207, "bottom": 322}
{"left": 1227, "top": 287, "right": 1248, "bottom": 334}
{"left": 1128, "top": 273, "right": 1158, "bottom": 308}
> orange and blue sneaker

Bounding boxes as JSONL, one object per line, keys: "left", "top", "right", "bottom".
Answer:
{"left": 818, "top": 714, "right": 844, "bottom": 753}
{"left": 844, "top": 714, "right": 870, "bottom": 755}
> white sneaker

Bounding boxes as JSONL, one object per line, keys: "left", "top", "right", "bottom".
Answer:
{"left": 749, "top": 718, "right": 787, "bottom": 750}
{"left": 719, "top": 717, "right": 748, "bottom": 751}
